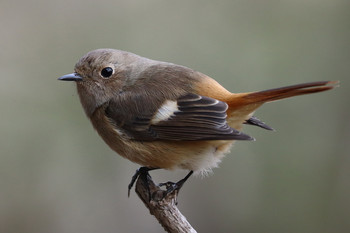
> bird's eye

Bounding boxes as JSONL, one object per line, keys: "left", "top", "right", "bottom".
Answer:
{"left": 100, "top": 67, "right": 114, "bottom": 78}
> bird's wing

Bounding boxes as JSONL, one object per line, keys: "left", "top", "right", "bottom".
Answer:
{"left": 244, "top": 116, "right": 274, "bottom": 131}
{"left": 105, "top": 93, "right": 253, "bottom": 141}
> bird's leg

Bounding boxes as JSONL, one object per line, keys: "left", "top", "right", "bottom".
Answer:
{"left": 128, "top": 167, "right": 158, "bottom": 197}
{"left": 129, "top": 168, "right": 193, "bottom": 202}
{"left": 159, "top": 170, "right": 194, "bottom": 196}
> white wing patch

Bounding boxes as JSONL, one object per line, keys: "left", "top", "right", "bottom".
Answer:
{"left": 151, "top": 100, "right": 179, "bottom": 124}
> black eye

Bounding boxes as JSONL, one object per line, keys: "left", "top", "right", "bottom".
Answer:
{"left": 100, "top": 67, "right": 114, "bottom": 78}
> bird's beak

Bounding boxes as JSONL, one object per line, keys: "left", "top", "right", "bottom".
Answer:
{"left": 58, "top": 73, "right": 83, "bottom": 81}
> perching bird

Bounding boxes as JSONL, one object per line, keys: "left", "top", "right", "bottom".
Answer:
{"left": 58, "top": 49, "right": 337, "bottom": 193}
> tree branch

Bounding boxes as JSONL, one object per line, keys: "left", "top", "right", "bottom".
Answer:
{"left": 134, "top": 172, "right": 197, "bottom": 233}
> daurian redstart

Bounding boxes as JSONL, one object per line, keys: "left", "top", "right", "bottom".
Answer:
{"left": 58, "top": 49, "right": 337, "bottom": 192}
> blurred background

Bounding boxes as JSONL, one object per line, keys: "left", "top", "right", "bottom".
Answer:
{"left": 1, "top": 0, "right": 349, "bottom": 232}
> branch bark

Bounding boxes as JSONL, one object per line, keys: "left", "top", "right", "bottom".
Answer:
{"left": 134, "top": 172, "right": 197, "bottom": 233}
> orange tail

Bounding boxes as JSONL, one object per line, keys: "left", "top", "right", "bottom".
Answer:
{"left": 228, "top": 81, "right": 338, "bottom": 108}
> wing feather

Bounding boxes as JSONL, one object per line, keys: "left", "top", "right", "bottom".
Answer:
{"left": 105, "top": 93, "right": 253, "bottom": 141}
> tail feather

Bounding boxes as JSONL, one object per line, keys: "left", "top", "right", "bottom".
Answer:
{"left": 223, "top": 80, "right": 337, "bottom": 131}
{"left": 228, "top": 81, "right": 338, "bottom": 108}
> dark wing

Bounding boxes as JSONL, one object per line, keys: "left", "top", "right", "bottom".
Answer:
{"left": 244, "top": 116, "right": 274, "bottom": 131}
{"left": 105, "top": 93, "right": 253, "bottom": 141}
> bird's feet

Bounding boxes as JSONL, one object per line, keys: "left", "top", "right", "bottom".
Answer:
{"left": 128, "top": 167, "right": 158, "bottom": 197}
{"left": 128, "top": 167, "right": 193, "bottom": 201}
{"left": 158, "top": 171, "right": 194, "bottom": 195}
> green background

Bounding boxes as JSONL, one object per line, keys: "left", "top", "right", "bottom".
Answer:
{"left": 1, "top": 0, "right": 349, "bottom": 232}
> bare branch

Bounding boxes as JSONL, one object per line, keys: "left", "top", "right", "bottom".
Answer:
{"left": 134, "top": 172, "right": 197, "bottom": 233}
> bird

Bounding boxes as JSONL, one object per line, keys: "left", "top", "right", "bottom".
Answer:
{"left": 58, "top": 48, "right": 337, "bottom": 195}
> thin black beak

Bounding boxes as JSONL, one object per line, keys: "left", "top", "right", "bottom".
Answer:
{"left": 58, "top": 73, "right": 83, "bottom": 81}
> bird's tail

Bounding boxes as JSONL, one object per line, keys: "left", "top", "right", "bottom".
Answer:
{"left": 224, "top": 81, "right": 338, "bottom": 130}
{"left": 227, "top": 81, "right": 338, "bottom": 109}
